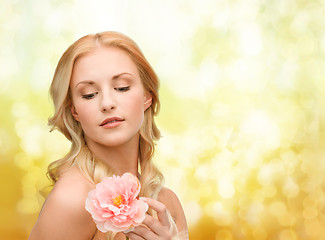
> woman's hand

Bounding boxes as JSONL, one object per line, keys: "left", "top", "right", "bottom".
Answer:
{"left": 124, "top": 197, "right": 172, "bottom": 240}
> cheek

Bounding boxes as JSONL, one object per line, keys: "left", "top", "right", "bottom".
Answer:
{"left": 74, "top": 100, "right": 97, "bottom": 121}
{"left": 123, "top": 92, "right": 145, "bottom": 116}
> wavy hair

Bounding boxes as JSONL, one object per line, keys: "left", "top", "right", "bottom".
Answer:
{"left": 47, "top": 32, "right": 165, "bottom": 232}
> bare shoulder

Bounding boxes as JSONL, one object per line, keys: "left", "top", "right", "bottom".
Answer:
{"left": 158, "top": 187, "right": 188, "bottom": 233}
{"left": 50, "top": 166, "right": 94, "bottom": 201}
{"left": 29, "top": 166, "right": 96, "bottom": 240}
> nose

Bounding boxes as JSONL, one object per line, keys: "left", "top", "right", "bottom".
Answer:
{"left": 100, "top": 91, "right": 116, "bottom": 112}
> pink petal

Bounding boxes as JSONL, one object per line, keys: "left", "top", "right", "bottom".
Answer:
{"left": 104, "top": 220, "right": 129, "bottom": 232}
{"left": 96, "top": 221, "right": 109, "bottom": 233}
{"left": 132, "top": 200, "right": 148, "bottom": 224}
{"left": 85, "top": 173, "right": 145, "bottom": 233}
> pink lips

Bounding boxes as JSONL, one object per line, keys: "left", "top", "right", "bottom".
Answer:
{"left": 100, "top": 117, "right": 124, "bottom": 129}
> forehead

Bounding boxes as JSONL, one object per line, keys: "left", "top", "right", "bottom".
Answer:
{"left": 71, "top": 47, "right": 140, "bottom": 83}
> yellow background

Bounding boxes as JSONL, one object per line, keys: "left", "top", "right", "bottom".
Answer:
{"left": 1, "top": 0, "right": 325, "bottom": 239}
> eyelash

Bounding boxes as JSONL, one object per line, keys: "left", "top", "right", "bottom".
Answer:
{"left": 115, "top": 86, "right": 130, "bottom": 92}
{"left": 81, "top": 87, "right": 130, "bottom": 99}
{"left": 82, "top": 92, "right": 98, "bottom": 99}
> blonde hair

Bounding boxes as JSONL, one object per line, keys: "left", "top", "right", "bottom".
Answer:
{"left": 47, "top": 32, "right": 165, "bottom": 233}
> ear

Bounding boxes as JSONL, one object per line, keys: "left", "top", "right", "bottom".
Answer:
{"left": 144, "top": 91, "right": 152, "bottom": 111}
{"left": 70, "top": 105, "right": 80, "bottom": 121}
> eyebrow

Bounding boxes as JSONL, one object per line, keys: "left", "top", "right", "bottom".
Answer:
{"left": 75, "top": 80, "right": 95, "bottom": 89}
{"left": 112, "top": 72, "right": 135, "bottom": 80}
{"left": 75, "top": 73, "right": 134, "bottom": 89}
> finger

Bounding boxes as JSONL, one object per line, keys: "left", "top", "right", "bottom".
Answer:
{"left": 127, "top": 225, "right": 158, "bottom": 240}
{"left": 124, "top": 231, "right": 145, "bottom": 240}
{"left": 142, "top": 213, "right": 171, "bottom": 237}
{"left": 140, "top": 197, "right": 170, "bottom": 227}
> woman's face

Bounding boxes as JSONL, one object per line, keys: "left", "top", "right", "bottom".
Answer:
{"left": 69, "top": 46, "right": 152, "bottom": 148}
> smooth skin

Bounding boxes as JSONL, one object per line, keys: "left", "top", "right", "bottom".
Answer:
{"left": 29, "top": 167, "right": 187, "bottom": 240}
{"left": 29, "top": 47, "right": 188, "bottom": 240}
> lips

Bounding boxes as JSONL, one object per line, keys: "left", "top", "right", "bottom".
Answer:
{"left": 100, "top": 117, "right": 124, "bottom": 126}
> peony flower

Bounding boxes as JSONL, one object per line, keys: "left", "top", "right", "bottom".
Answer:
{"left": 85, "top": 173, "right": 148, "bottom": 233}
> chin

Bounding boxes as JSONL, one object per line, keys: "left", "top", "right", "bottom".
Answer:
{"left": 99, "top": 135, "right": 139, "bottom": 147}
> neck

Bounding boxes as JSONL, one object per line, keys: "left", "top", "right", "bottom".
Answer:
{"left": 85, "top": 134, "right": 140, "bottom": 177}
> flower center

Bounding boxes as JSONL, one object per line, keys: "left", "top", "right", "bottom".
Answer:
{"left": 113, "top": 195, "right": 123, "bottom": 206}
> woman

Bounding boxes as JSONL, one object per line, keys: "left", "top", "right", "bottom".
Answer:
{"left": 29, "top": 31, "right": 188, "bottom": 240}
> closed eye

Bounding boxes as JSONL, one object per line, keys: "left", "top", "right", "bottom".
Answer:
{"left": 115, "top": 86, "right": 130, "bottom": 92}
{"left": 82, "top": 92, "right": 98, "bottom": 99}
